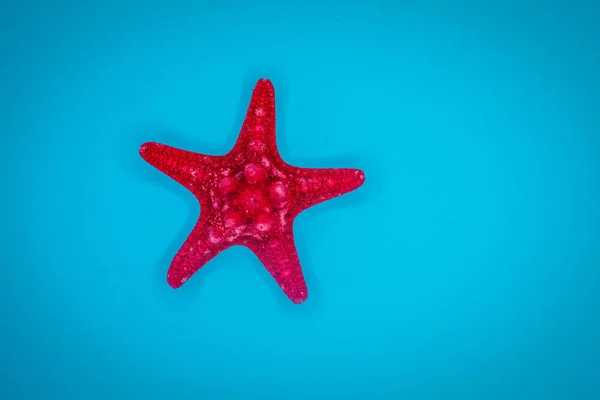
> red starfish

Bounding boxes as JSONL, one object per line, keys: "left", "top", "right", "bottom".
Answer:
{"left": 139, "top": 78, "right": 365, "bottom": 304}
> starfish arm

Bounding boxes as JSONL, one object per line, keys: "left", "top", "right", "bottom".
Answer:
{"left": 231, "top": 79, "right": 278, "bottom": 155}
{"left": 166, "top": 215, "right": 231, "bottom": 288}
{"left": 139, "top": 142, "right": 221, "bottom": 196}
{"left": 246, "top": 232, "right": 308, "bottom": 304}
{"left": 291, "top": 167, "right": 366, "bottom": 214}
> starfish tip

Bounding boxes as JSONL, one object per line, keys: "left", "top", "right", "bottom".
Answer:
{"left": 167, "top": 272, "right": 185, "bottom": 289}
{"left": 139, "top": 142, "right": 167, "bottom": 165}
{"left": 293, "top": 296, "right": 307, "bottom": 304}
{"left": 255, "top": 77, "right": 274, "bottom": 89}
{"left": 358, "top": 169, "right": 366, "bottom": 183}
{"left": 353, "top": 168, "right": 366, "bottom": 188}
{"left": 288, "top": 292, "right": 308, "bottom": 304}
{"left": 139, "top": 141, "right": 154, "bottom": 156}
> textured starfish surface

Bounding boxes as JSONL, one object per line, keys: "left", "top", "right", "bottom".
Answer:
{"left": 140, "top": 78, "right": 365, "bottom": 304}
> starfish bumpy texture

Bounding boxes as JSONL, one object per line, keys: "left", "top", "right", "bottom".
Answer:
{"left": 140, "top": 78, "right": 365, "bottom": 304}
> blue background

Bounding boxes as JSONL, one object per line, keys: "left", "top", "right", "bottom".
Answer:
{"left": 1, "top": 0, "right": 599, "bottom": 399}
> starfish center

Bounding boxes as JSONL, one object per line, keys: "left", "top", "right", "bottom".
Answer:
{"left": 235, "top": 187, "right": 269, "bottom": 216}
{"left": 217, "top": 163, "right": 290, "bottom": 234}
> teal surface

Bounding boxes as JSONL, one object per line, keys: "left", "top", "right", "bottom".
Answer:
{"left": 1, "top": 1, "right": 599, "bottom": 399}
